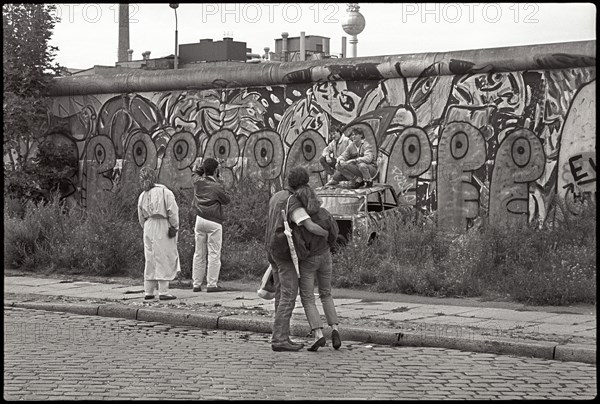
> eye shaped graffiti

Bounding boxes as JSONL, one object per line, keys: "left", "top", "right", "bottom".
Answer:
{"left": 511, "top": 137, "right": 532, "bottom": 168}
{"left": 490, "top": 128, "right": 544, "bottom": 227}
{"left": 242, "top": 129, "right": 284, "bottom": 182}
{"left": 94, "top": 142, "right": 108, "bottom": 165}
{"left": 132, "top": 138, "right": 149, "bottom": 167}
{"left": 437, "top": 122, "right": 486, "bottom": 232}
{"left": 204, "top": 129, "right": 240, "bottom": 187}
{"left": 206, "top": 131, "right": 239, "bottom": 160}
{"left": 386, "top": 127, "right": 432, "bottom": 205}
{"left": 285, "top": 129, "right": 327, "bottom": 187}
{"left": 159, "top": 131, "right": 197, "bottom": 189}
{"left": 82, "top": 135, "right": 116, "bottom": 209}
{"left": 122, "top": 130, "right": 157, "bottom": 190}
{"left": 450, "top": 131, "right": 469, "bottom": 160}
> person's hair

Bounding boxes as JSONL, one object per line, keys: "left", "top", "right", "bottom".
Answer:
{"left": 294, "top": 184, "right": 321, "bottom": 215}
{"left": 197, "top": 157, "right": 219, "bottom": 176}
{"left": 287, "top": 167, "right": 310, "bottom": 190}
{"left": 350, "top": 127, "right": 365, "bottom": 138}
{"left": 139, "top": 167, "right": 158, "bottom": 192}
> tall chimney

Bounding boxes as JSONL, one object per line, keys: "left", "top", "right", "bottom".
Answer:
{"left": 299, "top": 31, "right": 306, "bottom": 61}
{"left": 281, "top": 32, "right": 288, "bottom": 62}
{"left": 322, "top": 38, "right": 329, "bottom": 56}
{"left": 341, "top": 36, "right": 347, "bottom": 58}
{"left": 118, "top": 4, "right": 130, "bottom": 63}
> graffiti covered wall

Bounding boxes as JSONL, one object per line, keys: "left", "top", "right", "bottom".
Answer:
{"left": 46, "top": 41, "right": 596, "bottom": 230}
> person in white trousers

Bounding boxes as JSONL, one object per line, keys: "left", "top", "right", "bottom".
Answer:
{"left": 191, "top": 158, "right": 231, "bottom": 292}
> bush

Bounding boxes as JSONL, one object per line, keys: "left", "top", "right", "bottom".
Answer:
{"left": 4, "top": 178, "right": 596, "bottom": 305}
{"left": 4, "top": 190, "right": 144, "bottom": 277}
{"left": 328, "top": 201, "right": 596, "bottom": 304}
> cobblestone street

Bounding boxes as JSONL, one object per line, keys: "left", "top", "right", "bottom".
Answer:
{"left": 4, "top": 307, "right": 597, "bottom": 400}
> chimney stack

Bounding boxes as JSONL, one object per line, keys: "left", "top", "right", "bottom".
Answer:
{"left": 117, "top": 4, "right": 130, "bottom": 63}
{"left": 281, "top": 32, "right": 288, "bottom": 62}
{"left": 341, "top": 36, "right": 347, "bottom": 58}
{"left": 142, "top": 51, "right": 151, "bottom": 60}
{"left": 263, "top": 47, "right": 270, "bottom": 60}
{"left": 127, "top": 49, "right": 133, "bottom": 61}
{"left": 299, "top": 31, "right": 306, "bottom": 61}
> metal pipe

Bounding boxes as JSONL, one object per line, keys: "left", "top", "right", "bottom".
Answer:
{"left": 49, "top": 40, "right": 596, "bottom": 96}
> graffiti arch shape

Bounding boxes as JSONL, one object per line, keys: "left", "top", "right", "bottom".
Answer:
{"left": 82, "top": 135, "right": 116, "bottom": 209}
{"left": 386, "top": 126, "right": 432, "bottom": 205}
{"left": 437, "top": 121, "right": 486, "bottom": 232}
{"left": 489, "top": 128, "right": 545, "bottom": 227}
{"left": 159, "top": 131, "right": 197, "bottom": 190}
{"left": 242, "top": 129, "right": 284, "bottom": 184}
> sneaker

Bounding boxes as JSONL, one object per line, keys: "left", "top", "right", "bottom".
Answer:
{"left": 193, "top": 286, "right": 202, "bottom": 292}
{"left": 325, "top": 179, "right": 339, "bottom": 186}
{"left": 206, "top": 286, "right": 227, "bottom": 293}
{"left": 144, "top": 295, "right": 154, "bottom": 300}
{"left": 158, "top": 294, "right": 177, "bottom": 300}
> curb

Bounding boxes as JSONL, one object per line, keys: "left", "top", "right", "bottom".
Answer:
{"left": 5, "top": 301, "right": 596, "bottom": 365}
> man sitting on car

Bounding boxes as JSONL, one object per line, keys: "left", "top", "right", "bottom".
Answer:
{"left": 320, "top": 127, "right": 352, "bottom": 178}
{"left": 326, "top": 127, "right": 377, "bottom": 189}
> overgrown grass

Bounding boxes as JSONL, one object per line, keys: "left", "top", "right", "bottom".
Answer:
{"left": 330, "top": 201, "right": 596, "bottom": 305}
{"left": 4, "top": 184, "right": 596, "bottom": 306}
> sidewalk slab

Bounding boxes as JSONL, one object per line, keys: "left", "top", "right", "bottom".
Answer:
{"left": 3, "top": 274, "right": 596, "bottom": 365}
{"left": 4, "top": 277, "right": 64, "bottom": 286}
{"left": 461, "top": 308, "right": 559, "bottom": 322}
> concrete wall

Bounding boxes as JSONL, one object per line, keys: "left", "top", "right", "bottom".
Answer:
{"left": 45, "top": 40, "right": 596, "bottom": 230}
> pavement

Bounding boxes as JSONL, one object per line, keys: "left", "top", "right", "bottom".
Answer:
{"left": 3, "top": 273, "right": 596, "bottom": 365}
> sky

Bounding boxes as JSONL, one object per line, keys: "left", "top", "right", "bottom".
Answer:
{"left": 49, "top": 3, "right": 596, "bottom": 69}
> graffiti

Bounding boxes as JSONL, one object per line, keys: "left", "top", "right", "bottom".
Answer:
{"left": 242, "top": 129, "right": 284, "bottom": 185}
{"left": 556, "top": 80, "right": 597, "bottom": 214}
{"left": 158, "top": 131, "right": 197, "bottom": 190}
{"left": 385, "top": 126, "right": 432, "bottom": 205}
{"left": 437, "top": 122, "right": 486, "bottom": 232}
{"left": 121, "top": 130, "right": 157, "bottom": 191}
{"left": 203, "top": 129, "right": 240, "bottom": 189}
{"left": 285, "top": 129, "right": 328, "bottom": 189}
{"left": 489, "top": 128, "right": 545, "bottom": 227}
{"left": 40, "top": 44, "right": 595, "bottom": 229}
{"left": 82, "top": 135, "right": 116, "bottom": 210}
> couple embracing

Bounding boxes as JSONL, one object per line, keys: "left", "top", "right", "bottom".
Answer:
{"left": 265, "top": 167, "right": 342, "bottom": 352}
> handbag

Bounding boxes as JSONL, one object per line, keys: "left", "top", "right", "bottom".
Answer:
{"left": 163, "top": 188, "right": 178, "bottom": 238}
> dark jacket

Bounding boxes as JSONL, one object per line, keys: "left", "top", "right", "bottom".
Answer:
{"left": 300, "top": 207, "right": 339, "bottom": 257}
{"left": 265, "top": 189, "right": 304, "bottom": 261}
{"left": 193, "top": 173, "right": 231, "bottom": 224}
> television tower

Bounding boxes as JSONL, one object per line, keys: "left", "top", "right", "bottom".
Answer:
{"left": 341, "top": 3, "right": 365, "bottom": 57}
